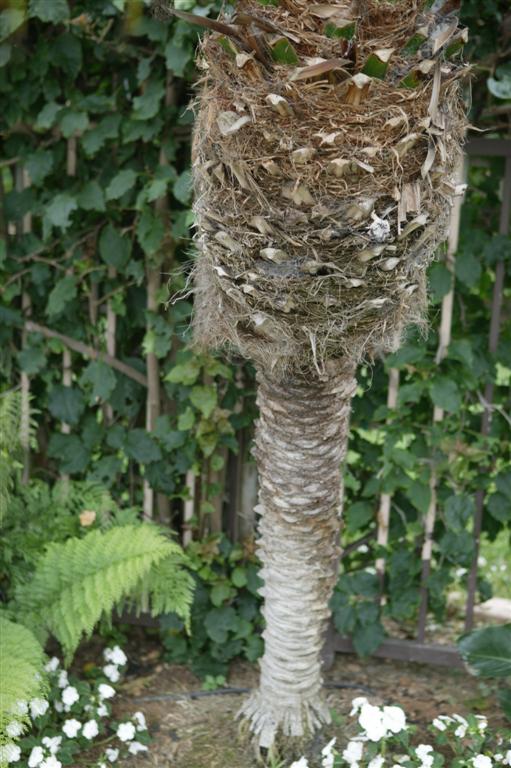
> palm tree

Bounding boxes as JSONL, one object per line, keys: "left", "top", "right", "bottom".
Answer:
{"left": 160, "top": 0, "right": 468, "bottom": 749}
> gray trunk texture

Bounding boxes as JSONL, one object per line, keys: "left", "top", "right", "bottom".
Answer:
{"left": 240, "top": 364, "right": 357, "bottom": 748}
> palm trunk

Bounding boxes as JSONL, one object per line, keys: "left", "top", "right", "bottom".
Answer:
{"left": 240, "top": 364, "right": 356, "bottom": 748}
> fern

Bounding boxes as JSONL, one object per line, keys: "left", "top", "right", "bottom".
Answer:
{"left": 0, "top": 618, "right": 47, "bottom": 746}
{"left": 130, "top": 554, "right": 195, "bottom": 632}
{"left": 16, "top": 524, "right": 194, "bottom": 661}
{"left": 0, "top": 391, "right": 37, "bottom": 522}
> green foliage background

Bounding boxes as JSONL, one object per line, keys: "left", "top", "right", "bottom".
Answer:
{"left": 1, "top": 0, "right": 510, "bottom": 669}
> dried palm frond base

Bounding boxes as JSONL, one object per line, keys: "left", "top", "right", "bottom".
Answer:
{"left": 191, "top": 0, "right": 468, "bottom": 375}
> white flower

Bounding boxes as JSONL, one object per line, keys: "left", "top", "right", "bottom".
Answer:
{"left": 103, "top": 664, "right": 120, "bottom": 683}
{"left": 105, "top": 748, "right": 119, "bottom": 762}
{"left": 53, "top": 701, "right": 63, "bottom": 713}
{"left": 475, "top": 715, "right": 488, "bottom": 732}
{"left": 132, "top": 711, "right": 147, "bottom": 731}
{"left": 98, "top": 684, "right": 116, "bottom": 700}
{"left": 97, "top": 704, "right": 108, "bottom": 717}
{"left": 382, "top": 706, "right": 406, "bottom": 735}
{"left": 30, "top": 699, "right": 49, "bottom": 718}
{"left": 504, "top": 751, "right": 511, "bottom": 766}
{"left": 359, "top": 703, "right": 387, "bottom": 742}
{"left": 82, "top": 720, "right": 99, "bottom": 740}
{"left": 453, "top": 714, "right": 468, "bottom": 739}
{"left": 322, "top": 737, "right": 337, "bottom": 768}
{"left": 44, "top": 657, "right": 60, "bottom": 673}
{"left": 416, "top": 744, "right": 434, "bottom": 768}
{"left": 104, "top": 646, "right": 127, "bottom": 666}
{"left": 128, "top": 742, "right": 148, "bottom": 755}
{"left": 368, "top": 758, "right": 385, "bottom": 768}
{"left": 57, "top": 671, "right": 69, "bottom": 689}
{"left": 11, "top": 701, "right": 28, "bottom": 716}
{"left": 40, "top": 758, "right": 62, "bottom": 768}
{"left": 494, "top": 755, "right": 503, "bottom": 763}
{"left": 432, "top": 717, "right": 446, "bottom": 731}
{"left": 62, "top": 719, "right": 81, "bottom": 738}
{"left": 350, "top": 697, "right": 369, "bottom": 716}
{"left": 472, "top": 756, "right": 492, "bottom": 768}
{"left": 42, "top": 736, "right": 61, "bottom": 755}
{"left": 117, "top": 722, "right": 136, "bottom": 742}
{"left": 28, "top": 746, "right": 45, "bottom": 767}
{"left": 61, "top": 686, "right": 79, "bottom": 710}
{"left": 290, "top": 759, "right": 309, "bottom": 768}
{"left": 0, "top": 744, "right": 21, "bottom": 763}
{"left": 6, "top": 721, "right": 23, "bottom": 738}
{"left": 342, "top": 740, "right": 363, "bottom": 767}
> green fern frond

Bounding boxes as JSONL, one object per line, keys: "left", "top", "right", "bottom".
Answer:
{"left": 52, "top": 480, "right": 117, "bottom": 525}
{"left": 130, "top": 554, "right": 196, "bottom": 632}
{"left": 16, "top": 525, "right": 194, "bottom": 661}
{"left": 0, "top": 618, "right": 47, "bottom": 744}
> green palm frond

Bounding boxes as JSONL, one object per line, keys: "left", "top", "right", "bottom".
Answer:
{"left": 0, "top": 618, "right": 47, "bottom": 745}
{"left": 16, "top": 524, "right": 194, "bottom": 661}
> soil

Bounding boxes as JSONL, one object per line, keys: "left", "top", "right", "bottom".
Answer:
{"left": 113, "top": 642, "right": 504, "bottom": 768}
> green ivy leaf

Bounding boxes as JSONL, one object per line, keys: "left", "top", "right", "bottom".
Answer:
{"left": 177, "top": 406, "right": 195, "bottom": 431}
{"left": 430, "top": 377, "right": 462, "bottom": 412}
{"left": 0, "top": 9, "right": 25, "bottom": 40}
{"left": 132, "top": 78, "right": 165, "bottom": 120}
{"left": 80, "top": 361, "right": 117, "bottom": 403}
{"left": 204, "top": 606, "right": 238, "bottom": 644}
{"left": 48, "top": 434, "right": 90, "bottom": 474}
{"left": 44, "top": 193, "right": 78, "bottom": 230}
{"left": 487, "top": 493, "right": 511, "bottom": 523}
{"left": 165, "top": 40, "right": 192, "bottom": 76}
{"left": 105, "top": 169, "right": 138, "bottom": 201}
{"left": 173, "top": 170, "right": 192, "bottom": 205}
{"left": 25, "top": 150, "right": 54, "bottom": 186}
{"left": 429, "top": 262, "right": 452, "bottom": 302}
{"left": 59, "top": 110, "right": 89, "bottom": 138}
{"left": 46, "top": 274, "right": 77, "bottom": 316}
{"left": 53, "top": 31, "right": 82, "bottom": 77}
{"left": 48, "top": 385, "right": 85, "bottom": 426}
{"left": 136, "top": 208, "right": 164, "bottom": 256}
{"left": 29, "top": 0, "right": 70, "bottom": 22}
{"left": 82, "top": 114, "right": 122, "bottom": 156}
{"left": 210, "top": 583, "right": 233, "bottom": 607}
{"left": 17, "top": 346, "right": 46, "bottom": 375}
{"left": 78, "top": 181, "right": 106, "bottom": 212}
{"left": 444, "top": 494, "right": 474, "bottom": 532}
{"left": 99, "top": 224, "right": 132, "bottom": 269}
{"left": 456, "top": 248, "right": 482, "bottom": 287}
{"left": 166, "top": 359, "right": 201, "bottom": 386}
{"left": 35, "top": 101, "right": 63, "bottom": 131}
{"left": 190, "top": 386, "right": 217, "bottom": 418}
{"left": 124, "top": 429, "right": 162, "bottom": 464}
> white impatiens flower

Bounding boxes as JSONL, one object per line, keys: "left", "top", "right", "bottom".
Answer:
{"left": 98, "top": 684, "right": 116, "bottom": 700}
{"left": 40, "top": 757, "right": 62, "bottom": 768}
{"left": 416, "top": 744, "right": 434, "bottom": 768}
{"left": 504, "top": 751, "right": 511, "bottom": 766}
{"left": 61, "top": 686, "right": 79, "bottom": 710}
{"left": 494, "top": 755, "right": 503, "bottom": 763}
{"left": 42, "top": 736, "right": 61, "bottom": 755}
{"left": 472, "top": 756, "right": 492, "bottom": 768}
{"left": 28, "top": 746, "right": 44, "bottom": 767}
{"left": 62, "top": 719, "right": 81, "bottom": 738}
{"left": 453, "top": 714, "right": 468, "bottom": 739}
{"left": 0, "top": 744, "right": 21, "bottom": 763}
{"left": 368, "top": 757, "right": 385, "bottom": 768}
{"left": 475, "top": 715, "right": 488, "bottom": 732}
{"left": 57, "top": 671, "right": 69, "bottom": 689}
{"left": 350, "top": 697, "right": 369, "bottom": 716}
{"left": 382, "top": 706, "right": 407, "bottom": 735}
{"left": 322, "top": 737, "right": 337, "bottom": 768}
{"left": 44, "top": 657, "right": 60, "bottom": 673}
{"left": 128, "top": 742, "right": 148, "bottom": 755}
{"left": 105, "top": 747, "right": 119, "bottom": 762}
{"left": 82, "top": 720, "right": 99, "bottom": 740}
{"left": 117, "top": 722, "right": 136, "bottom": 742}
{"left": 6, "top": 721, "right": 23, "bottom": 738}
{"left": 290, "top": 759, "right": 309, "bottom": 768}
{"left": 103, "top": 664, "right": 120, "bottom": 683}
{"left": 359, "top": 703, "right": 387, "bottom": 742}
{"left": 132, "top": 711, "right": 147, "bottom": 731}
{"left": 30, "top": 699, "right": 49, "bottom": 719}
{"left": 342, "top": 740, "right": 363, "bottom": 767}
{"left": 97, "top": 704, "right": 108, "bottom": 718}
{"left": 104, "top": 646, "right": 127, "bottom": 666}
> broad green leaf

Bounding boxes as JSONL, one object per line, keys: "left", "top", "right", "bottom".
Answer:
{"left": 204, "top": 606, "right": 238, "bottom": 644}
{"left": 124, "top": 429, "right": 162, "bottom": 464}
{"left": 46, "top": 274, "right": 77, "bottom": 316}
{"left": 25, "top": 150, "right": 54, "bottom": 186}
{"left": 458, "top": 625, "right": 511, "bottom": 678}
{"left": 430, "top": 377, "right": 462, "bottom": 412}
{"left": 444, "top": 494, "right": 474, "bottom": 532}
{"left": 78, "top": 181, "right": 106, "bottom": 212}
{"left": 29, "top": 0, "right": 69, "bottom": 22}
{"left": 48, "top": 385, "right": 85, "bottom": 426}
{"left": 98, "top": 224, "right": 132, "bottom": 269}
{"left": 165, "top": 41, "right": 192, "bottom": 76}
{"left": 0, "top": 9, "right": 25, "bottom": 41}
{"left": 53, "top": 32, "right": 82, "bottom": 77}
{"left": 488, "top": 74, "right": 511, "bottom": 100}
{"left": 59, "top": 110, "right": 89, "bottom": 138}
{"left": 17, "top": 346, "right": 46, "bottom": 375}
{"left": 352, "top": 621, "right": 385, "bottom": 657}
{"left": 44, "top": 193, "right": 77, "bottom": 230}
{"left": 80, "top": 361, "right": 117, "bottom": 403}
{"left": 165, "top": 359, "right": 201, "bottom": 386}
{"left": 136, "top": 208, "right": 164, "bottom": 256}
{"left": 456, "top": 248, "right": 482, "bottom": 287}
{"left": 429, "top": 262, "right": 452, "bottom": 302}
{"left": 48, "top": 434, "right": 90, "bottom": 474}
{"left": 81, "top": 114, "right": 121, "bottom": 156}
{"left": 271, "top": 38, "right": 299, "bottom": 65}
{"left": 210, "top": 583, "right": 233, "bottom": 607}
{"left": 487, "top": 493, "right": 511, "bottom": 523}
{"left": 190, "top": 385, "right": 217, "bottom": 418}
{"left": 345, "top": 501, "right": 374, "bottom": 534}
{"left": 105, "top": 169, "right": 137, "bottom": 201}
{"left": 173, "top": 170, "right": 192, "bottom": 205}
{"left": 177, "top": 406, "right": 195, "bottom": 431}
{"left": 35, "top": 101, "right": 63, "bottom": 131}
{"left": 132, "top": 78, "right": 165, "bottom": 120}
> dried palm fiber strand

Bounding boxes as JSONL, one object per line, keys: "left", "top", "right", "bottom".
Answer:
{"left": 191, "top": 0, "right": 469, "bottom": 375}
{"left": 160, "top": 0, "right": 469, "bottom": 748}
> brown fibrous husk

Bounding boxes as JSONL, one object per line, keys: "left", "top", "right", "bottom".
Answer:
{"left": 191, "top": 0, "right": 469, "bottom": 376}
